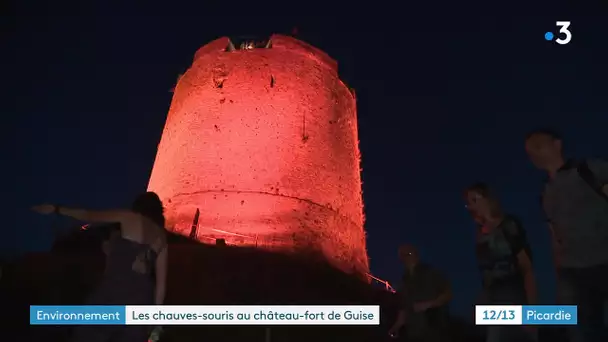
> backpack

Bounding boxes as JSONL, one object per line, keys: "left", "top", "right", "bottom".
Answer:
{"left": 540, "top": 159, "right": 608, "bottom": 208}
{"left": 577, "top": 160, "right": 608, "bottom": 204}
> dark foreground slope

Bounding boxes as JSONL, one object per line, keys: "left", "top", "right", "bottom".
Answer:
{"left": 1, "top": 229, "right": 482, "bottom": 342}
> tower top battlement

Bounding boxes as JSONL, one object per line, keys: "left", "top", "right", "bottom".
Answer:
{"left": 193, "top": 34, "right": 338, "bottom": 73}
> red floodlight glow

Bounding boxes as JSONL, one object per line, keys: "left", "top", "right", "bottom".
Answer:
{"left": 147, "top": 35, "right": 368, "bottom": 276}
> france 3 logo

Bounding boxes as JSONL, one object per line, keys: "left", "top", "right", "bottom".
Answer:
{"left": 545, "top": 21, "right": 572, "bottom": 45}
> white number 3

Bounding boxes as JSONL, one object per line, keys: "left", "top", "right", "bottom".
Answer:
{"left": 555, "top": 21, "right": 572, "bottom": 45}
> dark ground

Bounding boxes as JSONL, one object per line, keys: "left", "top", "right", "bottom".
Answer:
{"left": 1, "top": 227, "right": 493, "bottom": 341}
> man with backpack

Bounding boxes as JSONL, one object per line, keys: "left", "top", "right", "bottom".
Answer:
{"left": 525, "top": 129, "right": 608, "bottom": 342}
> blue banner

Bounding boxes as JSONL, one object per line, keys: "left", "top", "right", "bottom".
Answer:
{"left": 30, "top": 305, "right": 381, "bottom": 325}
{"left": 522, "top": 305, "right": 577, "bottom": 325}
{"left": 30, "top": 306, "right": 126, "bottom": 325}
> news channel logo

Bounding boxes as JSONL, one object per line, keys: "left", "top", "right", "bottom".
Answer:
{"left": 545, "top": 21, "right": 572, "bottom": 45}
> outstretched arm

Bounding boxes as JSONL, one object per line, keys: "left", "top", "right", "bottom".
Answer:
{"left": 31, "top": 204, "right": 134, "bottom": 226}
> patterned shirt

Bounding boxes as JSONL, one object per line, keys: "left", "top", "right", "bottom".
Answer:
{"left": 476, "top": 216, "right": 531, "bottom": 296}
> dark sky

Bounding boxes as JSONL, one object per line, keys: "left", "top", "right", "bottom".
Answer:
{"left": 2, "top": 2, "right": 607, "bottom": 318}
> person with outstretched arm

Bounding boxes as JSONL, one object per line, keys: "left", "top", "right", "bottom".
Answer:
{"left": 32, "top": 191, "right": 168, "bottom": 342}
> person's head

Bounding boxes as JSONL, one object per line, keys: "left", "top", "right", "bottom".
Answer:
{"left": 525, "top": 129, "right": 564, "bottom": 171}
{"left": 464, "top": 182, "right": 503, "bottom": 224}
{"left": 131, "top": 192, "right": 165, "bottom": 228}
{"left": 398, "top": 244, "right": 419, "bottom": 269}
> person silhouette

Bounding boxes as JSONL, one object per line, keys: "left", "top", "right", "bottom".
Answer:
{"left": 32, "top": 192, "right": 168, "bottom": 342}
{"left": 388, "top": 244, "right": 452, "bottom": 342}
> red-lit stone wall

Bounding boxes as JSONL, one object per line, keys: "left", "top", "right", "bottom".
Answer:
{"left": 147, "top": 34, "right": 368, "bottom": 276}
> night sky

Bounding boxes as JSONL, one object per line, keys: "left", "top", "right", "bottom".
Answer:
{"left": 2, "top": 2, "right": 608, "bottom": 318}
